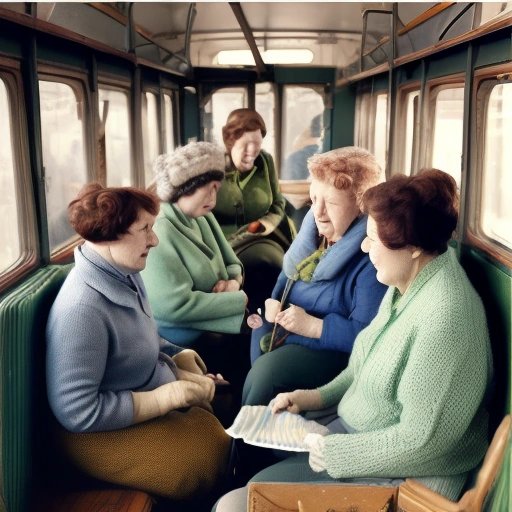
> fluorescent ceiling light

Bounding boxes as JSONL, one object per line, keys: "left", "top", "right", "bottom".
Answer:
{"left": 216, "top": 49, "right": 313, "bottom": 65}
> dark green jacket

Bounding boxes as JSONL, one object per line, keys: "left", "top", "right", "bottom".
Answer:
{"left": 213, "top": 150, "right": 294, "bottom": 252}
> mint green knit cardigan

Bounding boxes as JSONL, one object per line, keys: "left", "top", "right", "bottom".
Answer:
{"left": 318, "top": 248, "right": 492, "bottom": 500}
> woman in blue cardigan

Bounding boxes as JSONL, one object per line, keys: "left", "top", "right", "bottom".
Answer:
{"left": 46, "top": 183, "right": 231, "bottom": 501}
{"left": 243, "top": 147, "right": 387, "bottom": 406}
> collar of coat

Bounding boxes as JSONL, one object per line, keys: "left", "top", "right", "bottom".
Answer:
{"left": 74, "top": 244, "right": 152, "bottom": 317}
{"left": 283, "top": 210, "right": 368, "bottom": 281}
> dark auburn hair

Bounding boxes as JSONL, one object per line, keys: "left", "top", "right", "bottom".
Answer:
{"left": 170, "top": 170, "right": 224, "bottom": 203}
{"left": 362, "top": 168, "right": 459, "bottom": 254}
{"left": 222, "top": 108, "right": 267, "bottom": 152}
{"left": 68, "top": 183, "right": 159, "bottom": 242}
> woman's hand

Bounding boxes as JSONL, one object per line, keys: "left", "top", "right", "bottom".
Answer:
{"left": 271, "top": 389, "right": 323, "bottom": 414}
{"left": 264, "top": 298, "right": 281, "bottom": 322}
{"left": 275, "top": 304, "right": 323, "bottom": 338}
{"left": 212, "top": 279, "right": 241, "bottom": 292}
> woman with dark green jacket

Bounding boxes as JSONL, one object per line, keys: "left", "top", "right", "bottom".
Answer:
{"left": 213, "top": 108, "right": 294, "bottom": 311}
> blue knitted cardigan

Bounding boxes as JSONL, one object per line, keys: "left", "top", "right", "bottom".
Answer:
{"left": 46, "top": 244, "right": 176, "bottom": 433}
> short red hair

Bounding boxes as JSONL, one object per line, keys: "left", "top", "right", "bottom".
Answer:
{"left": 362, "top": 169, "right": 459, "bottom": 254}
{"left": 68, "top": 183, "right": 159, "bottom": 242}
{"left": 222, "top": 108, "right": 267, "bottom": 152}
{"left": 308, "top": 146, "right": 382, "bottom": 210}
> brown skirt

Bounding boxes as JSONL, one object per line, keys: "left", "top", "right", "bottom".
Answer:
{"left": 56, "top": 406, "right": 231, "bottom": 500}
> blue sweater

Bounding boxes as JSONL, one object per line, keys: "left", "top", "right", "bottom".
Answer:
{"left": 46, "top": 244, "right": 177, "bottom": 433}
{"left": 272, "top": 211, "right": 386, "bottom": 352}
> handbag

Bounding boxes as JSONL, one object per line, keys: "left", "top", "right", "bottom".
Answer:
{"left": 248, "top": 482, "right": 398, "bottom": 512}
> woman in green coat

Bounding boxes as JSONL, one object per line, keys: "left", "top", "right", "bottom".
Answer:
{"left": 213, "top": 108, "right": 294, "bottom": 312}
{"left": 142, "top": 141, "right": 248, "bottom": 383}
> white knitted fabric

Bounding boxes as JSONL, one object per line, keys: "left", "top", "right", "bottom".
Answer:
{"left": 154, "top": 141, "right": 226, "bottom": 201}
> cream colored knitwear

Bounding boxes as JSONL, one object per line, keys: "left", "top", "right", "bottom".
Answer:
{"left": 154, "top": 141, "right": 226, "bottom": 202}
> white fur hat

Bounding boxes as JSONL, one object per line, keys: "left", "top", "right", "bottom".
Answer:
{"left": 154, "top": 141, "right": 226, "bottom": 202}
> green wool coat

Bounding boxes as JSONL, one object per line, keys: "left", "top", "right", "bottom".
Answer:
{"left": 213, "top": 150, "right": 292, "bottom": 247}
{"left": 141, "top": 203, "right": 246, "bottom": 335}
{"left": 318, "top": 248, "right": 493, "bottom": 500}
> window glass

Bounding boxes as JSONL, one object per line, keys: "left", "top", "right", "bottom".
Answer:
{"left": 98, "top": 87, "right": 132, "bottom": 186}
{"left": 431, "top": 87, "right": 464, "bottom": 188}
{"left": 39, "top": 80, "right": 87, "bottom": 250}
{"left": 163, "top": 92, "right": 175, "bottom": 153}
{"left": 481, "top": 83, "right": 512, "bottom": 250}
{"left": 255, "top": 82, "right": 276, "bottom": 158}
{"left": 0, "top": 77, "right": 20, "bottom": 272}
{"left": 404, "top": 90, "right": 419, "bottom": 174}
{"left": 142, "top": 91, "right": 159, "bottom": 186}
{"left": 203, "top": 87, "right": 247, "bottom": 146}
{"left": 373, "top": 93, "right": 388, "bottom": 173}
{"left": 354, "top": 92, "right": 371, "bottom": 149}
{"left": 282, "top": 85, "right": 324, "bottom": 180}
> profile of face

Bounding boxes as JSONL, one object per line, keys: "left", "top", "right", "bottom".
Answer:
{"left": 176, "top": 181, "right": 222, "bottom": 218}
{"left": 309, "top": 177, "right": 361, "bottom": 243}
{"left": 106, "top": 209, "right": 158, "bottom": 273}
{"left": 231, "top": 129, "right": 263, "bottom": 172}
{"left": 361, "top": 216, "right": 418, "bottom": 292}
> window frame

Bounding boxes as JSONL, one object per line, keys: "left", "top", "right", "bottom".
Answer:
{"left": 96, "top": 77, "right": 134, "bottom": 187}
{"left": 38, "top": 66, "right": 92, "bottom": 261}
{"left": 467, "top": 63, "right": 512, "bottom": 267}
{"left": 0, "top": 59, "right": 38, "bottom": 290}
{"left": 393, "top": 81, "right": 421, "bottom": 176}
{"left": 422, "top": 75, "right": 465, "bottom": 180}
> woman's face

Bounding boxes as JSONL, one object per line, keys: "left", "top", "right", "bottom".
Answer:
{"left": 108, "top": 209, "right": 159, "bottom": 272}
{"left": 309, "top": 178, "right": 360, "bottom": 243}
{"left": 176, "top": 181, "right": 221, "bottom": 218}
{"left": 361, "top": 216, "right": 417, "bottom": 293}
{"left": 230, "top": 129, "right": 263, "bottom": 172}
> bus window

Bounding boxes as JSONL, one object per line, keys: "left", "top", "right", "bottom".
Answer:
{"left": 395, "top": 88, "right": 419, "bottom": 175}
{"left": 142, "top": 91, "right": 159, "bottom": 186}
{"left": 98, "top": 86, "right": 132, "bottom": 186}
{"left": 0, "top": 77, "right": 20, "bottom": 273}
{"left": 163, "top": 92, "right": 175, "bottom": 153}
{"left": 255, "top": 82, "right": 276, "bottom": 159}
{"left": 204, "top": 87, "right": 248, "bottom": 146}
{"left": 373, "top": 92, "right": 388, "bottom": 173}
{"left": 39, "top": 79, "right": 87, "bottom": 251}
{"left": 281, "top": 85, "right": 324, "bottom": 180}
{"left": 431, "top": 86, "right": 464, "bottom": 188}
{"left": 354, "top": 91, "right": 371, "bottom": 149}
{"left": 481, "top": 83, "right": 512, "bottom": 250}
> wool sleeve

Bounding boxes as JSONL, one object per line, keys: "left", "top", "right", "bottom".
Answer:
{"left": 279, "top": 261, "right": 386, "bottom": 352}
{"left": 46, "top": 303, "right": 134, "bottom": 433}
{"left": 258, "top": 151, "right": 287, "bottom": 232}
{"left": 318, "top": 262, "right": 387, "bottom": 351}
{"left": 205, "top": 213, "right": 244, "bottom": 280}
{"left": 321, "top": 299, "right": 491, "bottom": 480}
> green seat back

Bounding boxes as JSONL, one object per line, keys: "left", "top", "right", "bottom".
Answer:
{"left": 0, "top": 265, "right": 72, "bottom": 512}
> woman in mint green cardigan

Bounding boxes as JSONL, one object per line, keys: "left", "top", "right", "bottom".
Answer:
{"left": 215, "top": 169, "right": 492, "bottom": 511}
{"left": 141, "top": 142, "right": 247, "bottom": 358}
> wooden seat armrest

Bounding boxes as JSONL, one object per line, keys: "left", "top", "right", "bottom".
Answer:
{"left": 398, "top": 479, "right": 460, "bottom": 512}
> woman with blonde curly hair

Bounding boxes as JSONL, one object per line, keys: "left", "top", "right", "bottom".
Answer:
{"left": 242, "top": 146, "right": 386, "bottom": 407}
